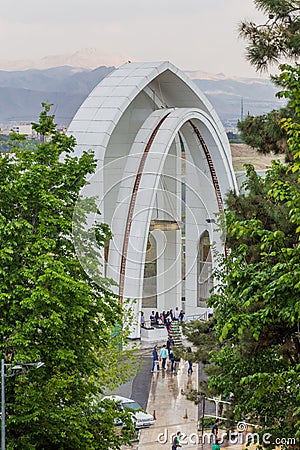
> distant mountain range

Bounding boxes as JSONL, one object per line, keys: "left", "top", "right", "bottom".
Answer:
{"left": 0, "top": 48, "right": 126, "bottom": 71}
{"left": 0, "top": 64, "right": 284, "bottom": 129}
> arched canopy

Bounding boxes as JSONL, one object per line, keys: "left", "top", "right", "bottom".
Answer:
{"left": 68, "top": 61, "right": 238, "bottom": 338}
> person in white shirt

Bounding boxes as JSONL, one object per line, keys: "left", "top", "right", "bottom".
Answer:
{"left": 174, "top": 307, "right": 180, "bottom": 321}
{"left": 207, "top": 307, "right": 214, "bottom": 319}
{"left": 166, "top": 313, "right": 172, "bottom": 331}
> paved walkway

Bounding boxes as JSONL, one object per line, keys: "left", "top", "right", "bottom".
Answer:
{"left": 137, "top": 358, "right": 199, "bottom": 449}
{"left": 121, "top": 352, "right": 247, "bottom": 450}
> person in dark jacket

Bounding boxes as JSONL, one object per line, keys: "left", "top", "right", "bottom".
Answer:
{"left": 151, "top": 344, "right": 160, "bottom": 373}
{"left": 169, "top": 351, "right": 176, "bottom": 373}
{"left": 167, "top": 336, "right": 174, "bottom": 356}
{"left": 211, "top": 418, "right": 221, "bottom": 443}
{"left": 187, "top": 346, "right": 193, "bottom": 374}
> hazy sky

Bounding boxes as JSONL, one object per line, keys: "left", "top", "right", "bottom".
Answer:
{"left": 0, "top": 0, "right": 268, "bottom": 77}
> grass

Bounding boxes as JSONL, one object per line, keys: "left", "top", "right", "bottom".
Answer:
{"left": 230, "top": 143, "right": 285, "bottom": 172}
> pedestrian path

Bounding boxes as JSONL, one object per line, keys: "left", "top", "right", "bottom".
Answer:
{"left": 121, "top": 340, "right": 250, "bottom": 450}
{"left": 123, "top": 355, "right": 248, "bottom": 450}
{"left": 137, "top": 359, "right": 198, "bottom": 449}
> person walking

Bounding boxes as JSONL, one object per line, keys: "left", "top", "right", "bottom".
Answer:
{"left": 187, "top": 346, "right": 193, "bottom": 374}
{"left": 211, "top": 418, "right": 221, "bottom": 443}
{"left": 167, "top": 336, "right": 174, "bottom": 356}
{"left": 159, "top": 344, "right": 168, "bottom": 370}
{"left": 151, "top": 344, "right": 160, "bottom": 373}
{"left": 140, "top": 311, "right": 145, "bottom": 328}
{"left": 171, "top": 431, "right": 182, "bottom": 449}
{"left": 169, "top": 351, "right": 176, "bottom": 373}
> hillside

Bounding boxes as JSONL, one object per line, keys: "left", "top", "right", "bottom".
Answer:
{"left": 0, "top": 66, "right": 114, "bottom": 126}
{"left": 0, "top": 65, "right": 284, "bottom": 128}
{"left": 230, "top": 143, "right": 284, "bottom": 172}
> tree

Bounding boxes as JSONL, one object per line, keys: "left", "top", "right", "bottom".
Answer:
{"left": 0, "top": 134, "right": 11, "bottom": 152}
{"left": 237, "top": 108, "right": 290, "bottom": 157}
{"left": 239, "top": 0, "right": 300, "bottom": 72}
{"left": 208, "top": 66, "right": 300, "bottom": 447}
{"left": 179, "top": 320, "right": 223, "bottom": 407}
{"left": 237, "top": 1, "right": 300, "bottom": 158}
{"left": 0, "top": 104, "right": 135, "bottom": 449}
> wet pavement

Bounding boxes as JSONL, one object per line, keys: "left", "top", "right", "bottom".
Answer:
{"left": 137, "top": 359, "right": 199, "bottom": 449}
{"left": 120, "top": 353, "right": 247, "bottom": 450}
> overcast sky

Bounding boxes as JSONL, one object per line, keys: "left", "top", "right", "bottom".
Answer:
{"left": 0, "top": 0, "right": 269, "bottom": 77}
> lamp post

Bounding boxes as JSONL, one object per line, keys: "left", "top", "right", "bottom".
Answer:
{"left": 1, "top": 359, "right": 44, "bottom": 450}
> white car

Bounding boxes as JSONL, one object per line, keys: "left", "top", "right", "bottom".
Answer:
{"left": 102, "top": 395, "right": 155, "bottom": 429}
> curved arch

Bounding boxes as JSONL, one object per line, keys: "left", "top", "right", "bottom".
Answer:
{"left": 107, "top": 107, "right": 233, "bottom": 307}
{"left": 119, "top": 110, "right": 172, "bottom": 302}
{"left": 68, "top": 62, "right": 237, "bottom": 215}
{"left": 69, "top": 61, "right": 238, "bottom": 338}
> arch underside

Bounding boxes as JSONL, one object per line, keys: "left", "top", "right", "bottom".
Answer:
{"left": 107, "top": 107, "right": 231, "bottom": 335}
{"left": 68, "top": 61, "right": 238, "bottom": 338}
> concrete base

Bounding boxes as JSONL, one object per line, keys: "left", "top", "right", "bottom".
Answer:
{"left": 140, "top": 326, "right": 168, "bottom": 342}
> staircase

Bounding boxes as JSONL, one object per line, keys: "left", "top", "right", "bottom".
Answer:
{"left": 168, "top": 321, "right": 183, "bottom": 347}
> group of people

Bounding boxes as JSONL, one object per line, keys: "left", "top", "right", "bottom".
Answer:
{"left": 151, "top": 343, "right": 181, "bottom": 373}
{"left": 151, "top": 341, "right": 193, "bottom": 375}
{"left": 140, "top": 306, "right": 187, "bottom": 329}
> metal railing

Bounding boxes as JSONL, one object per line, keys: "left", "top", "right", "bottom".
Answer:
{"left": 186, "top": 312, "right": 208, "bottom": 322}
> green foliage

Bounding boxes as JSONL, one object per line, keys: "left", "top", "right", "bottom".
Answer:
{"left": 207, "top": 66, "right": 300, "bottom": 447}
{"left": 180, "top": 320, "right": 223, "bottom": 401}
{"left": 239, "top": 0, "right": 300, "bottom": 71}
{"left": 225, "top": 162, "right": 298, "bottom": 262}
{"left": 181, "top": 320, "right": 220, "bottom": 366}
{"left": 237, "top": 108, "right": 290, "bottom": 157}
{"left": 237, "top": 71, "right": 300, "bottom": 159}
{"left": 237, "top": 0, "right": 300, "bottom": 160}
{"left": 0, "top": 134, "right": 11, "bottom": 152}
{"left": 0, "top": 104, "right": 135, "bottom": 449}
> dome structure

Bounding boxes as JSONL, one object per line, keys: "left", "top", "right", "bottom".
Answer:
{"left": 68, "top": 61, "right": 238, "bottom": 338}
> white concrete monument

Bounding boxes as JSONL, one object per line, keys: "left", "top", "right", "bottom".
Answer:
{"left": 68, "top": 61, "right": 238, "bottom": 338}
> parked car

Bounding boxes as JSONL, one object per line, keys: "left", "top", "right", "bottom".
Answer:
{"left": 101, "top": 395, "right": 155, "bottom": 429}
